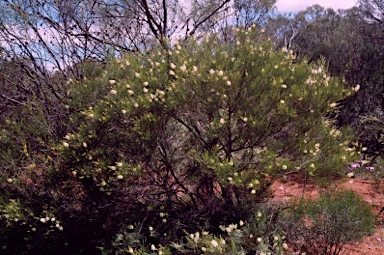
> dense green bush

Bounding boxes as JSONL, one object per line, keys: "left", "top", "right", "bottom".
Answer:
{"left": 283, "top": 189, "right": 375, "bottom": 255}
{"left": 0, "top": 26, "right": 359, "bottom": 254}
{"left": 100, "top": 204, "right": 288, "bottom": 255}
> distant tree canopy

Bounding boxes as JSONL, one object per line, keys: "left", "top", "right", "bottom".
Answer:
{"left": 267, "top": 3, "right": 384, "bottom": 154}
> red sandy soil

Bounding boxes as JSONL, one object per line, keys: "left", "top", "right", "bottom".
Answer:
{"left": 270, "top": 176, "right": 384, "bottom": 255}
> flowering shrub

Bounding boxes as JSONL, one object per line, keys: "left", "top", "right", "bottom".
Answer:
{"left": 0, "top": 26, "right": 359, "bottom": 254}
{"left": 102, "top": 206, "right": 288, "bottom": 255}
{"left": 61, "top": 25, "right": 356, "bottom": 210}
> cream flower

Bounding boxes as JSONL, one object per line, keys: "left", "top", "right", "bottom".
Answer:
{"left": 211, "top": 240, "right": 218, "bottom": 247}
{"left": 180, "top": 65, "right": 187, "bottom": 72}
{"left": 108, "top": 166, "right": 117, "bottom": 170}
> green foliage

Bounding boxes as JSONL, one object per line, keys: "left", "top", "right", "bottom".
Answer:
{"left": 60, "top": 25, "right": 356, "bottom": 221}
{"left": 80, "top": 26, "right": 352, "bottom": 176}
{"left": 100, "top": 205, "right": 289, "bottom": 255}
{"left": 0, "top": 25, "right": 359, "bottom": 254}
{"left": 0, "top": 199, "right": 24, "bottom": 226}
{"left": 283, "top": 189, "right": 376, "bottom": 255}
{"left": 59, "top": 25, "right": 355, "bottom": 252}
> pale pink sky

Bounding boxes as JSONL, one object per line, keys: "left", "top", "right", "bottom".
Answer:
{"left": 276, "top": 0, "right": 358, "bottom": 12}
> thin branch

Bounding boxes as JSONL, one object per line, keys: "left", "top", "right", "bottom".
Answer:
{"left": 188, "top": 0, "right": 231, "bottom": 37}
{"left": 1, "top": 94, "right": 26, "bottom": 105}
{"left": 162, "top": 0, "right": 167, "bottom": 36}
{"left": 170, "top": 112, "right": 210, "bottom": 149}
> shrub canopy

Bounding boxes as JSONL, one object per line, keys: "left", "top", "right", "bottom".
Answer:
{"left": 0, "top": 26, "right": 358, "bottom": 254}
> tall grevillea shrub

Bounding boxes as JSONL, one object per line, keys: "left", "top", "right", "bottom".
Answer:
{"left": 58, "top": 25, "right": 357, "bottom": 244}
{"left": 0, "top": 26, "right": 359, "bottom": 254}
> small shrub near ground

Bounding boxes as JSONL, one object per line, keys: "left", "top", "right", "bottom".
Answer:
{"left": 283, "top": 189, "right": 376, "bottom": 255}
{"left": 100, "top": 204, "right": 289, "bottom": 255}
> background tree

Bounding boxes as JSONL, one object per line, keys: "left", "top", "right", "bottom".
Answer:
{"left": 358, "top": 0, "right": 384, "bottom": 24}
{"left": 234, "top": 0, "right": 276, "bottom": 27}
{"left": 267, "top": 4, "right": 384, "bottom": 155}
